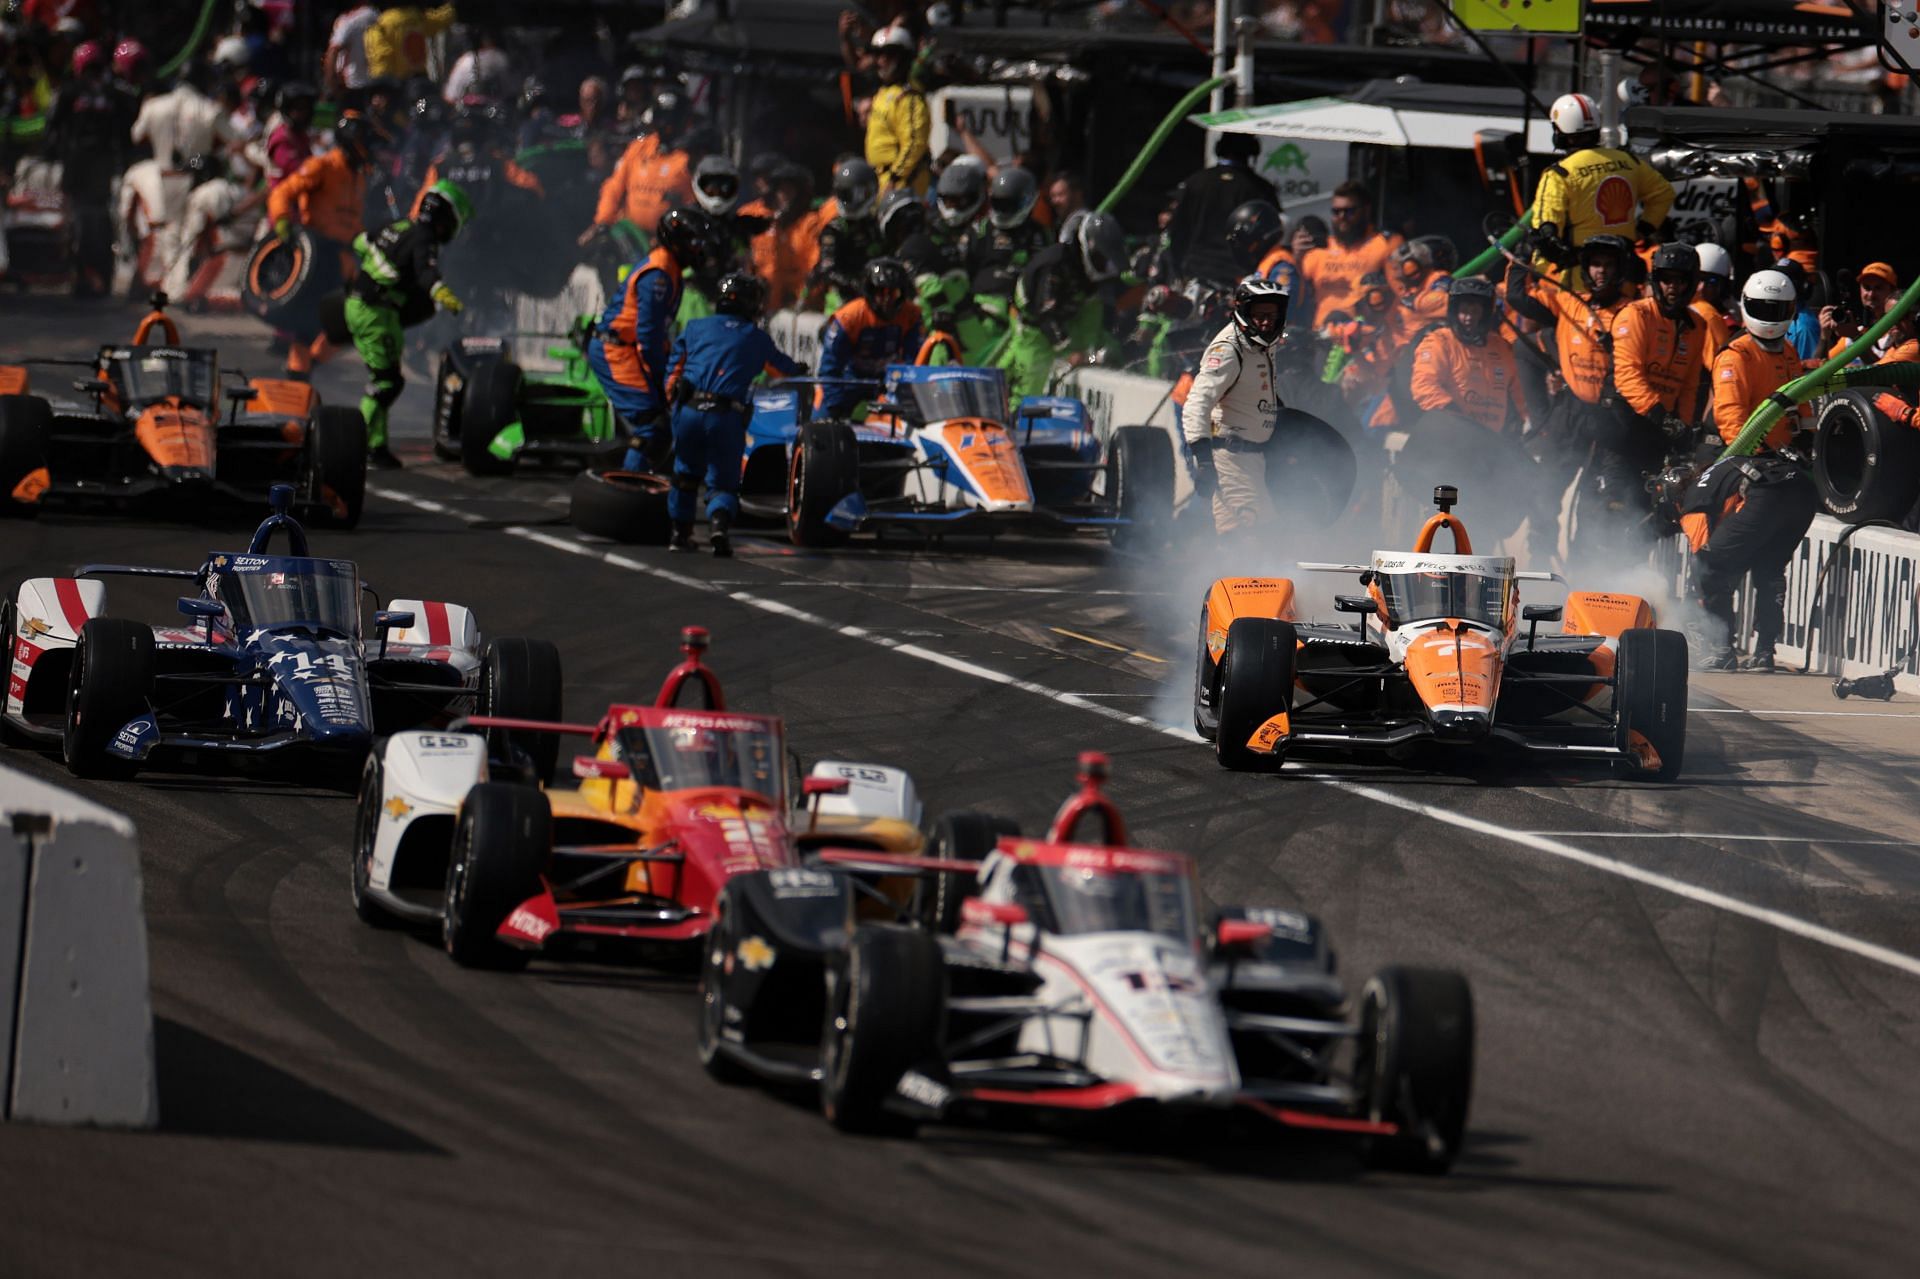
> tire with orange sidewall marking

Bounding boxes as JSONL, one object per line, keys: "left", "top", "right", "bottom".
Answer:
{"left": 1614, "top": 627, "right": 1687, "bottom": 781}
{"left": 1214, "top": 617, "right": 1297, "bottom": 771}
{"left": 0, "top": 393, "right": 51, "bottom": 516}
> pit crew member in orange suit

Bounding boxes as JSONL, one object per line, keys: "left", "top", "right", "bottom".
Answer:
{"left": 814, "top": 257, "right": 922, "bottom": 419}
{"left": 1298, "top": 181, "right": 1401, "bottom": 327}
{"left": 1408, "top": 276, "right": 1522, "bottom": 432}
{"left": 1710, "top": 270, "right": 1811, "bottom": 450}
{"left": 265, "top": 111, "right": 379, "bottom": 378}
{"left": 1606, "top": 242, "right": 1708, "bottom": 502}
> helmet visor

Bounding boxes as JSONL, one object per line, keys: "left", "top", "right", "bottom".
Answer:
{"left": 1744, "top": 297, "right": 1795, "bottom": 324}
{"left": 697, "top": 172, "right": 739, "bottom": 203}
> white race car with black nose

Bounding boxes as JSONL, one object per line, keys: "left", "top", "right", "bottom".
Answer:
{"left": 697, "top": 753, "right": 1477, "bottom": 1171}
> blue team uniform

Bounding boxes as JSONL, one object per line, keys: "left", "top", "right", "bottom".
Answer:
{"left": 814, "top": 297, "right": 922, "bottom": 418}
{"left": 586, "top": 247, "right": 683, "bottom": 466}
{"left": 664, "top": 314, "right": 803, "bottom": 522}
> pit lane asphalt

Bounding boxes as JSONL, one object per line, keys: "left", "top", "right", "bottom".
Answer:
{"left": 4, "top": 299, "right": 1920, "bottom": 1278}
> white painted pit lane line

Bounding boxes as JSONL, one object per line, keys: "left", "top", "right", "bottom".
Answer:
{"left": 702, "top": 581, "right": 1170, "bottom": 597}
{"left": 372, "top": 484, "right": 1920, "bottom": 983}
{"left": 1689, "top": 708, "right": 1920, "bottom": 719}
{"left": 1524, "top": 832, "right": 1920, "bottom": 847}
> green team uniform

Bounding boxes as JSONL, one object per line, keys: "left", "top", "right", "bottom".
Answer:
{"left": 344, "top": 180, "right": 472, "bottom": 450}
{"left": 990, "top": 244, "right": 1107, "bottom": 399}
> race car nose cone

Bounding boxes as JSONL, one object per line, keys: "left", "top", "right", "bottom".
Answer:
{"left": 1429, "top": 708, "right": 1491, "bottom": 740}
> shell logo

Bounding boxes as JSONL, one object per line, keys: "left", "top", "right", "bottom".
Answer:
{"left": 736, "top": 935, "right": 776, "bottom": 971}
{"left": 1595, "top": 175, "right": 1635, "bottom": 227}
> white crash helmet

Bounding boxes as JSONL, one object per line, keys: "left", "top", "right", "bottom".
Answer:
{"left": 871, "top": 24, "right": 916, "bottom": 54}
{"left": 1549, "top": 92, "right": 1600, "bottom": 143}
{"left": 1740, "top": 269, "right": 1797, "bottom": 343}
{"left": 1694, "top": 242, "right": 1733, "bottom": 282}
{"left": 692, "top": 154, "right": 741, "bottom": 217}
{"left": 1617, "top": 77, "right": 1652, "bottom": 107}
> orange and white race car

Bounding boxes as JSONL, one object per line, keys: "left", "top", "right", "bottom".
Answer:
{"left": 0, "top": 296, "right": 366, "bottom": 525}
{"left": 1192, "top": 485, "right": 1689, "bottom": 779}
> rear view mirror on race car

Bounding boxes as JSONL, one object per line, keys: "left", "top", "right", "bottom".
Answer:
{"left": 1334, "top": 594, "right": 1377, "bottom": 614}
{"left": 372, "top": 610, "right": 415, "bottom": 632}
{"left": 1522, "top": 604, "right": 1564, "bottom": 622}
{"left": 176, "top": 596, "right": 223, "bottom": 619}
{"left": 572, "top": 756, "right": 631, "bottom": 781}
{"left": 961, "top": 898, "right": 1028, "bottom": 927}
{"left": 226, "top": 386, "right": 260, "bottom": 404}
{"left": 1216, "top": 918, "right": 1274, "bottom": 950}
{"left": 803, "top": 776, "right": 852, "bottom": 796}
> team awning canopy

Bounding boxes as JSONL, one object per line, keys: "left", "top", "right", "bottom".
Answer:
{"left": 1193, "top": 81, "right": 1556, "bottom": 152}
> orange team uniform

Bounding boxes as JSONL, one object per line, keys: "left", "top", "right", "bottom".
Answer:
{"left": 1529, "top": 283, "right": 1632, "bottom": 404}
{"left": 410, "top": 158, "right": 544, "bottom": 216}
{"left": 1871, "top": 338, "right": 1920, "bottom": 427}
{"left": 1611, "top": 299, "right": 1707, "bottom": 421}
{"left": 1409, "top": 326, "right": 1522, "bottom": 432}
{"left": 1690, "top": 298, "right": 1731, "bottom": 362}
{"left": 1301, "top": 231, "right": 1401, "bottom": 328}
{"left": 594, "top": 134, "right": 694, "bottom": 234}
{"left": 1710, "top": 333, "right": 1808, "bottom": 449}
{"left": 745, "top": 200, "right": 826, "bottom": 313}
{"left": 1391, "top": 269, "right": 1452, "bottom": 346}
{"left": 267, "top": 149, "right": 366, "bottom": 251}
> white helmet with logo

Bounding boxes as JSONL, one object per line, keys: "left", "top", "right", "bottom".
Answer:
{"left": 1740, "top": 269, "right": 1797, "bottom": 343}
{"left": 1549, "top": 92, "right": 1600, "bottom": 147}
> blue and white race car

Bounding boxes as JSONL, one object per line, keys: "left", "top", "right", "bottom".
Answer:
{"left": 735, "top": 365, "right": 1174, "bottom": 549}
{"left": 2, "top": 485, "right": 561, "bottom": 782}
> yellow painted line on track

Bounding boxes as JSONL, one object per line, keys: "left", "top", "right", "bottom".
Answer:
{"left": 1048, "top": 626, "right": 1168, "bottom": 665}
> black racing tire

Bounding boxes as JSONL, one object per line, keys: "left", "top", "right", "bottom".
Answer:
{"left": 820, "top": 924, "right": 944, "bottom": 1135}
{"left": 63, "top": 617, "right": 154, "bottom": 780}
{"left": 1108, "top": 425, "right": 1174, "bottom": 552}
{"left": 1265, "top": 410, "right": 1357, "bottom": 527}
{"left": 242, "top": 227, "right": 317, "bottom": 329}
{"left": 569, "top": 468, "right": 673, "bottom": 545}
{"left": 1615, "top": 627, "right": 1688, "bottom": 781}
{"left": 926, "top": 810, "right": 1020, "bottom": 933}
{"left": 1213, "top": 617, "right": 1296, "bottom": 772}
{"left": 1394, "top": 412, "right": 1534, "bottom": 545}
{"left": 460, "top": 358, "right": 525, "bottom": 477}
{"left": 0, "top": 393, "right": 52, "bottom": 517}
{"left": 1193, "top": 600, "right": 1219, "bottom": 741}
{"left": 350, "top": 751, "right": 403, "bottom": 928}
{"left": 696, "top": 891, "right": 757, "bottom": 1084}
{"left": 1356, "top": 965, "right": 1475, "bottom": 1175}
{"left": 442, "top": 782, "right": 549, "bottom": 969}
{"left": 432, "top": 353, "right": 463, "bottom": 461}
{"left": 478, "top": 637, "right": 565, "bottom": 784}
{"left": 788, "top": 420, "right": 860, "bottom": 548}
{"left": 1811, "top": 391, "right": 1920, "bottom": 525}
{"left": 309, "top": 404, "right": 368, "bottom": 528}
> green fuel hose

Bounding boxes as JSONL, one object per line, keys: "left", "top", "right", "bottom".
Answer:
{"left": 1096, "top": 75, "right": 1230, "bottom": 216}
{"left": 158, "top": 0, "right": 222, "bottom": 78}
{"left": 1722, "top": 275, "right": 1920, "bottom": 458}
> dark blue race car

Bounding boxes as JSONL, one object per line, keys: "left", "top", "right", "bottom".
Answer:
{"left": 2, "top": 485, "right": 561, "bottom": 783}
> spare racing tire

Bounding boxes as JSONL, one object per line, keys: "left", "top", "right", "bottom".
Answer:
{"left": 1811, "top": 390, "right": 1920, "bottom": 525}
{"left": 243, "top": 226, "right": 318, "bottom": 330}
{"left": 1265, "top": 410, "right": 1356, "bottom": 526}
{"left": 0, "top": 393, "right": 52, "bottom": 517}
{"left": 1394, "top": 411, "right": 1534, "bottom": 545}
{"left": 569, "top": 469, "right": 672, "bottom": 544}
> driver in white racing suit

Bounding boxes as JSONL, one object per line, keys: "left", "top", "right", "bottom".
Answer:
{"left": 1182, "top": 277, "right": 1288, "bottom": 535}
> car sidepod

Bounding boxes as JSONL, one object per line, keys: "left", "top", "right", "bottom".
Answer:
{"left": 362, "top": 730, "right": 489, "bottom": 917}
{"left": 705, "top": 868, "right": 861, "bottom": 1077}
{"left": 5, "top": 577, "right": 106, "bottom": 739}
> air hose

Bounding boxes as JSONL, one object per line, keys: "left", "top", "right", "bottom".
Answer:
{"left": 1722, "top": 274, "right": 1920, "bottom": 458}
{"left": 1455, "top": 205, "right": 1534, "bottom": 280}
{"left": 158, "top": 0, "right": 223, "bottom": 78}
{"left": 1096, "top": 74, "right": 1230, "bottom": 215}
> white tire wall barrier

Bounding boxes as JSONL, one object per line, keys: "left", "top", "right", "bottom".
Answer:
{"left": 0, "top": 766, "right": 157, "bottom": 1128}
